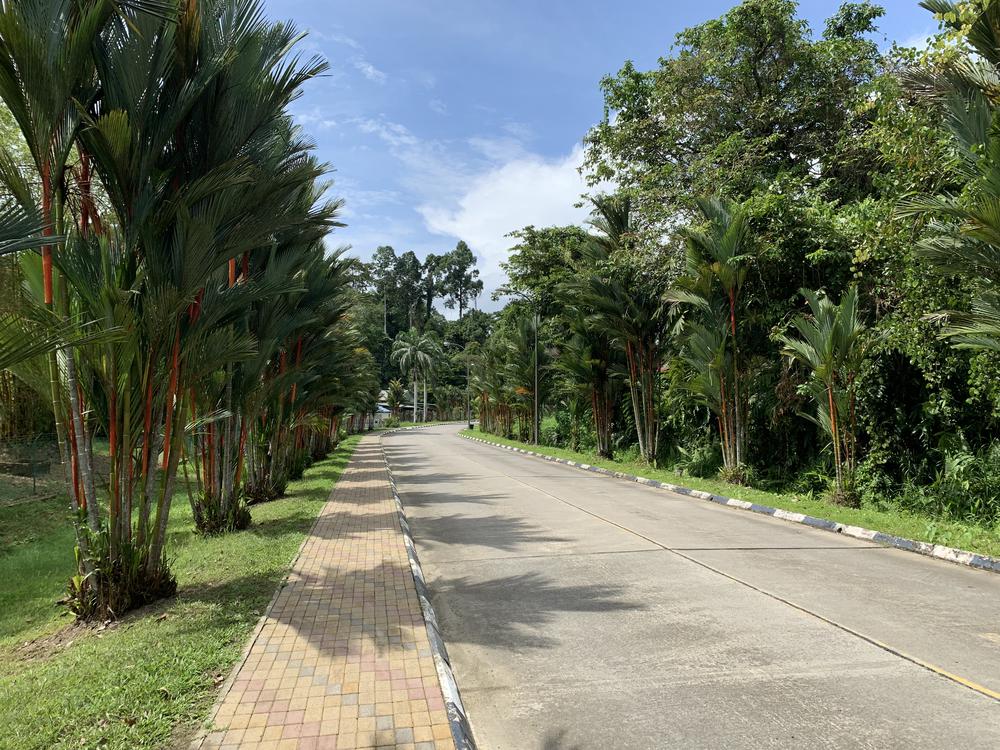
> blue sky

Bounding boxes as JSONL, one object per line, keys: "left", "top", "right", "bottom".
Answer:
{"left": 264, "top": 0, "right": 938, "bottom": 310}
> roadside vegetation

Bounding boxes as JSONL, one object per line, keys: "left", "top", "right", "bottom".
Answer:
{"left": 0, "top": 0, "right": 379, "bottom": 623}
{"left": 462, "top": 428, "right": 1000, "bottom": 558}
{"left": 446, "top": 1, "right": 1000, "bottom": 556}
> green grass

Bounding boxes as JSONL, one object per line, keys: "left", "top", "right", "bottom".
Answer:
{"left": 461, "top": 429, "right": 1000, "bottom": 559}
{"left": 0, "top": 435, "right": 361, "bottom": 750}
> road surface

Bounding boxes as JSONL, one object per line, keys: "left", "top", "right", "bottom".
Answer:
{"left": 382, "top": 425, "right": 1000, "bottom": 749}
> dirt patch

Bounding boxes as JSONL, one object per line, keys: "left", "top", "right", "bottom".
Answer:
{"left": 10, "top": 619, "right": 94, "bottom": 663}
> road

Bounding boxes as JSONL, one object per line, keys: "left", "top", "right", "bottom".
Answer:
{"left": 382, "top": 425, "right": 1000, "bottom": 749}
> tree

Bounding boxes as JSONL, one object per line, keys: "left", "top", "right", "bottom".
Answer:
{"left": 0, "top": 0, "right": 375, "bottom": 618}
{"left": 387, "top": 378, "right": 406, "bottom": 418}
{"left": 900, "top": 0, "right": 1000, "bottom": 354}
{"left": 778, "top": 286, "right": 875, "bottom": 502}
{"left": 577, "top": 195, "right": 670, "bottom": 464}
{"left": 419, "top": 253, "right": 445, "bottom": 330}
{"left": 497, "top": 225, "right": 590, "bottom": 318}
{"left": 442, "top": 240, "right": 483, "bottom": 319}
{"left": 584, "top": 0, "right": 885, "bottom": 230}
{"left": 391, "top": 329, "right": 440, "bottom": 422}
{"left": 673, "top": 197, "right": 752, "bottom": 478}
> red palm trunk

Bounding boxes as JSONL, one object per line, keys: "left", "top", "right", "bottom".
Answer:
{"left": 41, "top": 161, "right": 53, "bottom": 305}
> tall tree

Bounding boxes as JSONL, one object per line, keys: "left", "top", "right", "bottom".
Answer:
{"left": 442, "top": 240, "right": 483, "bottom": 318}
{"left": 585, "top": 0, "right": 885, "bottom": 229}
{"left": 778, "top": 286, "right": 875, "bottom": 502}
{"left": 673, "top": 197, "right": 752, "bottom": 477}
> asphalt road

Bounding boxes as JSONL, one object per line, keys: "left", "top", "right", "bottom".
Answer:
{"left": 382, "top": 425, "right": 1000, "bottom": 749}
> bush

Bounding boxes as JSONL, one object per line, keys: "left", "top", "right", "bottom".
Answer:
{"left": 673, "top": 433, "right": 722, "bottom": 478}
{"left": 383, "top": 416, "right": 401, "bottom": 429}
{"left": 193, "top": 492, "right": 252, "bottom": 535}
{"left": 67, "top": 529, "right": 177, "bottom": 621}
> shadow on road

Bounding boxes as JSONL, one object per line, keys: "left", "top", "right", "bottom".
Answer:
{"left": 410, "top": 513, "right": 571, "bottom": 552}
{"left": 429, "top": 570, "right": 646, "bottom": 650}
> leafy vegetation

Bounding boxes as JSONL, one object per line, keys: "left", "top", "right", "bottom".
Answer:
{"left": 0, "top": 0, "right": 378, "bottom": 621}
{"left": 467, "top": 0, "right": 1000, "bottom": 543}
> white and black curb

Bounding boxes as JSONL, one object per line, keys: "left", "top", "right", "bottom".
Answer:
{"left": 462, "top": 433, "right": 1000, "bottom": 576}
{"left": 380, "top": 429, "right": 477, "bottom": 750}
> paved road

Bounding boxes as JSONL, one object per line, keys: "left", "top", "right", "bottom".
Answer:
{"left": 382, "top": 425, "right": 1000, "bottom": 749}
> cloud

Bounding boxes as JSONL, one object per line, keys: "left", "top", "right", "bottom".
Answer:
{"left": 898, "top": 28, "right": 935, "bottom": 51}
{"left": 419, "top": 144, "right": 595, "bottom": 303}
{"left": 349, "top": 116, "right": 608, "bottom": 309}
{"left": 354, "top": 117, "right": 474, "bottom": 200}
{"left": 428, "top": 98, "right": 448, "bottom": 115}
{"left": 292, "top": 107, "right": 338, "bottom": 130}
{"left": 353, "top": 59, "right": 387, "bottom": 84}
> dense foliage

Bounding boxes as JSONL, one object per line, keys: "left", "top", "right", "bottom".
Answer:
{"left": 471, "top": 0, "right": 1000, "bottom": 533}
{"left": 0, "top": 0, "right": 377, "bottom": 619}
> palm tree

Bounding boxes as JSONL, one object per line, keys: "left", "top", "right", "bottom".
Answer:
{"left": 672, "top": 196, "right": 751, "bottom": 479}
{"left": 900, "top": 1, "right": 1000, "bottom": 353}
{"left": 0, "top": 0, "right": 372, "bottom": 618}
{"left": 391, "top": 329, "right": 440, "bottom": 422}
{"left": 387, "top": 378, "right": 406, "bottom": 418}
{"left": 574, "top": 194, "right": 668, "bottom": 464}
{"left": 778, "top": 286, "right": 875, "bottom": 502}
{"left": 502, "top": 312, "right": 549, "bottom": 442}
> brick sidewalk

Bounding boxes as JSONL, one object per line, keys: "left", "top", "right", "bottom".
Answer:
{"left": 200, "top": 437, "right": 456, "bottom": 750}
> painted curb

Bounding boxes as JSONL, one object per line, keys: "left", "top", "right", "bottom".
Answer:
{"left": 380, "top": 428, "right": 477, "bottom": 750}
{"left": 460, "top": 433, "right": 1000, "bottom": 576}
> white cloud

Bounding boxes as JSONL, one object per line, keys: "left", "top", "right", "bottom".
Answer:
{"left": 419, "top": 144, "right": 594, "bottom": 303}
{"left": 292, "top": 107, "right": 338, "bottom": 130}
{"left": 899, "top": 28, "right": 935, "bottom": 51}
{"left": 353, "top": 59, "right": 387, "bottom": 84}
{"left": 354, "top": 117, "right": 475, "bottom": 200}
{"left": 466, "top": 135, "right": 528, "bottom": 162}
{"left": 428, "top": 98, "right": 448, "bottom": 115}
{"left": 349, "top": 116, "right": 609, "bottom": 309}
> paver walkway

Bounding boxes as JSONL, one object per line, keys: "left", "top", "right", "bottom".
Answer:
{"left": 200, "top": 437, "right": 456, "bottom": 750}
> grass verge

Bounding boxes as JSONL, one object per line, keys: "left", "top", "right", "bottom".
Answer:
{"left": 0, "top": 434, "right": 361, "bottom": 750}
{"left": 460, "top": 429, "right": 1000, "bottom": 559}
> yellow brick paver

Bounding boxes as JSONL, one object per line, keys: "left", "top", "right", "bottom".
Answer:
{"left": 201, "top": 437, "right": 455, "bottom": 750}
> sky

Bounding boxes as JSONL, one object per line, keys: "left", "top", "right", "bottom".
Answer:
{"left": 264, "top": 0, "right": 939, "bottom": 312}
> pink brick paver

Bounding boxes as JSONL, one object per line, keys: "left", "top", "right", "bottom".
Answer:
{"left": 200, "top": 437, "right": 456, "bottom": 750}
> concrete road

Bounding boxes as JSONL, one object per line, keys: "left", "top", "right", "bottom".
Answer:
{"left": 382, "top": 425, "right": 1000, "bottom": 749}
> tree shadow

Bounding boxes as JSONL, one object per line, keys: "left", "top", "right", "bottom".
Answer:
{"left": 541, "top": 729, "right": 583, "bottom": 750}
{"left": 409, "top": 513, "right": 571, "bottom": 552}
{"left": 428, "top": 571, "right": 646, "bottom": 650}
{"left": 394, "top": 485, "right": 501, "bottom": 508}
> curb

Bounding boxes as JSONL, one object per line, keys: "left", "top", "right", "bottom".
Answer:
{"left": 461, "top": 433, "right": 1000, "bottom": 576}
{"left": 380, "top": 428, "right": 477, "bottom": 750}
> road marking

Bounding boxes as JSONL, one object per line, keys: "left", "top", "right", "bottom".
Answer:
{"left": 398, "top": 435, "right": 1000, "bottom": 705}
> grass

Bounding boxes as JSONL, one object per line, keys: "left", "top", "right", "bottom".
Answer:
{"left": 0, "top": 435, "right": 361, "bottom": 750}
{"left": 461, "top": 429, "right": 1000, "bottom": 559}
